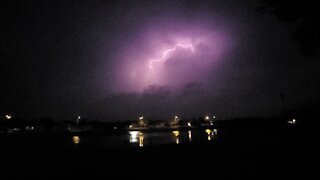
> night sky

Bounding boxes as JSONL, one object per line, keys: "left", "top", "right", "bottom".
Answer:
{"left": 1, "top": 0, "right": 319, "bottom": 121}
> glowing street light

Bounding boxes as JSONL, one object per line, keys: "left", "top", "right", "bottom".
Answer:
{"left": 187, "top": 122, "right": 192, "bottom": 127}
{"left": 139, "top": 116, "right": 144, "bottom": 120}
{"left": 288, "top": 119, "right": 297, "bottom": 124}
{"left": 5, "top": 115, "right": 12, "bottom": 120}
{"left": 205, "top": 116, "right": 210, "bottom": 120}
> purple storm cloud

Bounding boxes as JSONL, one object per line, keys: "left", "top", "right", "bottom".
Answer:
{"left": 112, "top": 18, "right": 233, "bottom": 93}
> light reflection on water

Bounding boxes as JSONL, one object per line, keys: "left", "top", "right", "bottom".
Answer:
{"left": 172, "top": 130, "right": 180, "bottom": 144}
{"left": 127, "top": 129, "right": 217, "bottom": 147}
{"left": 129, "top": 131, "right": 144, "bottom": 147}
{"left": 70, "top": 129, "right": 218, "bottom": 148}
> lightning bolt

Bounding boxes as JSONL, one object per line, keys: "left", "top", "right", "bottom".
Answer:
{"left": 149, "top": 43, "right": 194, "bottom": 69}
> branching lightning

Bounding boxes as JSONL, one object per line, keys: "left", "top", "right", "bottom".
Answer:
{"left": 148, "top": 43, "right": 194, "bottom": 69}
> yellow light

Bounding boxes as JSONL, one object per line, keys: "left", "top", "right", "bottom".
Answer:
{"left": 205, "top": 129, "right": 212, "bottom": 135}
{"left": 172, "top": 130, "right": 179, "bottom": 137}
{"left": 205, "top": 129, "right": 213, "bottom": 141}
{"left": 139, "top": 132, "right": 144, "bottom": 147}
{"left": 72, "top": 136, "right": 80, "bottom": 144}
{"left": 172, "top": 130, "right": 180, "bottom": 144}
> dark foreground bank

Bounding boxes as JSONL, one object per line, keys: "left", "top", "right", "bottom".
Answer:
{"left": 0, "top": 119, "right": 318, "bottom": 179}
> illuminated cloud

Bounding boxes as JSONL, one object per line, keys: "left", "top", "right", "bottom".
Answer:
{"left": 113, "top": 18, "right": 233, "bottom": 93}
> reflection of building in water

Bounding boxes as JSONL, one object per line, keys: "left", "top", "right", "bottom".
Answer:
{"left": 129, "top": 131, "right": 144, "bottom": 147}
{"left": 172, "top": 130, "right": 180, "bottom": 144}
{"left": 188, "top": 130, "right": 192, "bottom": 142}
{"left": 72, "top": 136, "right": 80, "bottom": 144}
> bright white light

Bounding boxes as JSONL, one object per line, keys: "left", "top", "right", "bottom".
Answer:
{"left": 129, "top": 131, "right": 140, "bottom": 143}
{"left": 139, "top": 116, "right": 144, "bottom": 120}
{"left": 205, "top": 116, "right": 210, "bottom": 120}
{"left": 25, "top": 126, "right": 34, "bottom": 131}
{"left": 188, "top": 130, "right": 192, "bottom": 142}
{"left": 5, "top": 115, "right": 12, "bottom": 120}
{"left": 187, "top": 122, "right": 192, "bottom": 127}
{"left": 129, "top": 131, "right": 139, "bottom": 137}
{"left": 288, "top": 119, "right": 297, "bottom": 124}
{"left": 77, "top": 116, "right": 81, "bottom": 120}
